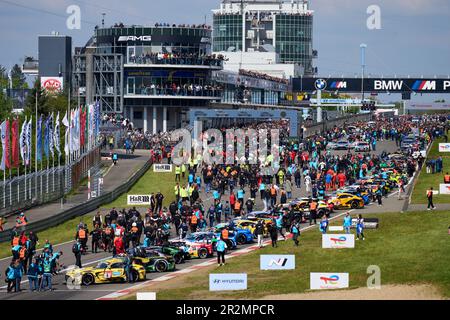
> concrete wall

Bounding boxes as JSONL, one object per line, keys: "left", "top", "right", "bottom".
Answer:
{"left": 302, "top": 113, "right": 373, "bottom": 138}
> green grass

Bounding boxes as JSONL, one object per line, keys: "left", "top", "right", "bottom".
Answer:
{"left": 0, "top": 213, "right": 95, "bottom": 259}
{"left": 149, "top": 211, "right": 450, "bottom": 300}
{"left": 412, "top": 137, "right": 450, "bottom": 204}
{"left": 101, "top": 169, "right": 186, "bottom": 210}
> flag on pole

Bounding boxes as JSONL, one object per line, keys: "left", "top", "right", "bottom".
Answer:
{"left": 26, "top": 117, "right": 32, "bottom": 166}
{"left": 11, "top": 118, "right": 19, "bottom": 168}
{"left": 20, "top": 116, "right": 27, "bottom": 165}
{"left": 62, "top": 111, "right": 70, "bottom": 157}
{"left": 54, "top": 112, "right": 61, "bottom": 157}
{"left": 48, "top": 113, "right": 54, "bottom": 158}
{"left": 37, "top": 115, "right": 43, "bottom": 162}
{"left": 80, "top": 108, "right": 86, "bottom": 149}
{"left": 0, "top": 120, "right": 10, "bottom": 171}
{"left": 44, "top": 116, "right": 50, "bottom": 159}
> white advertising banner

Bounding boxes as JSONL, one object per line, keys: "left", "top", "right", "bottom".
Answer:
{"left": 322, "top": 234, "right": 355, "bottom": 249}
{"left": 329, "top": 226, "right": 344, "bottom": 232}
{"left": 41, "top": 77, "right": 64, "bottom": 93}
{"left": 439, "top": 184, "right": 450, "bottom": 195}
{"left": 209, "top": 274, "right": 247, "bottom": 291}
{"left": 153, "top": 164, "right": 173, "bottom": 173}
{"left": 260, "top": 255, "right": 296, "bottom": 270}
{"left": 127, "top": 195, "right": 151, "bottom": 205}
{"left": 439, "top": 143, "right": 450, "bottom": 152}
{"left": 310, "top": 273, "right": 349, "bottom": 290}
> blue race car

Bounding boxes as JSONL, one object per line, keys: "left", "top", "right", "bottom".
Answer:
{"left": 213, "top": 223, "right": 254, "bottom": 245}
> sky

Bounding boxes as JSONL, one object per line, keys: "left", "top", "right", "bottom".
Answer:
{"left": 0, "top": 0, "right": 449, "bottom": 102}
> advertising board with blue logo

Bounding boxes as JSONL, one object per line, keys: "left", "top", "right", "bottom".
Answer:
{"left": 209, "top": 274, "right": 247, "bottom": 291}
{"left": 260, "top": 255, "right": 296, "bottom": 270}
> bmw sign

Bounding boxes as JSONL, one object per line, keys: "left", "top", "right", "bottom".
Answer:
{"left": 315, "top": 79, "right": 327, "bottom": 90}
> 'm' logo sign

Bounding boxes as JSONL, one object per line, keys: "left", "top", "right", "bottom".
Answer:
{"left": 329, "top": 81, "right": 347, "bottom": 89}
{"left": 268, "top": 259, "right": 288, "bottom": 267}
{"left": 412, "top": 80, "right": 436, "bottom": 91}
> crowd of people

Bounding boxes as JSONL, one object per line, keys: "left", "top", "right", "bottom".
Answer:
{"left": 238, "top": 69, "right": 289, "bottom": 85}
{"left": 129, "top": 52, "right": 225, "bottom": 67}
{"left": 3, "top": 113, "right": 448, "bottom": 292}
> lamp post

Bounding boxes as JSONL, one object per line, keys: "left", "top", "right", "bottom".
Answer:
{"left": 360, "top": 44, "right": 367, "bottom": 103}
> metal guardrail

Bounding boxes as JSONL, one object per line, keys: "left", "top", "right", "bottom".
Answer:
{"left": 0, "top": 159, "right": 152, "bottom": 243}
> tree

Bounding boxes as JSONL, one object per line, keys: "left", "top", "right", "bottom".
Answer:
{"left": 0, "top": 65, "right": 12, "bottom": 119}
{"left": 10, "top": 64, "right": 27, "bottom": 89}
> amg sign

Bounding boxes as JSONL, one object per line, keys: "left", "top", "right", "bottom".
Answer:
{"left": 118, "top": 36, "right": 152, "bottom": 42}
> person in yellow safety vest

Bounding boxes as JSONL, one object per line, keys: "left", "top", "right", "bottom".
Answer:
{"left": 180, "top": 185, "right": 189, "bottom": 202}
{"left": 277, "top": 170, "right": 285, "bottom": 185}
{"left": 188, "top": 185, "right": 195, "bottom": 201}
{"left": 175, "top": 166, "right": 181, "bottom": 182}
{"left": 196, "top": 154, "right": 202, "bottom": 165}
{"left": 16, "top": 213, "right": 28, "bottom": 228}
{"left": 174, "top": 183, "right": 181, "bottom": 202}
{"left": 189, "top": 158, "right": 195, "bottom": 170}
{"left": 181, "top": 164, "right": 186, "bottom": 179}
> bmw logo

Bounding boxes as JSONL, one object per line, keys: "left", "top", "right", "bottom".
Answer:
{"left": 315, "top": 79, "right": 327, "bottom": 90}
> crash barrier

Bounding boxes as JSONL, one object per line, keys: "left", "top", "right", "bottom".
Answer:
{"left": 0, "top": 158, "right": 152, "bottom": 243}
{"left": 302, "top": 113, "right": 374, "bottom": 138}
{"left": 0, "top": 146, "right": 101, "bottom": 218}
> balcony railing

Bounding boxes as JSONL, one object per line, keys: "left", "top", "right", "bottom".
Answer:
{"left": 127, "top": 56, "right": 224, "bottom": 68}
{"left": 127, "top": 87, "right": 223, "bottom": 98}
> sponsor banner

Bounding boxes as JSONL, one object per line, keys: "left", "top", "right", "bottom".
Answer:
{"left": 322, "top": 234, "right": 355, "bottom": 249}
{"left": 310, "top": 273, "right": 349, "bottom": 290}
{"left": 153, "top": 164, "right": 173, "bottom": 173}
{"left": 260, "top": 255, "right": 296, "bottom": 270}
{"left": 351, "top": 218, "right": 379, "bottom": 229}
{"left": 41, "top": 77, "right": 64, "bottom": 93}
{"left": 136, "top": 292, "right": 156, "bottom": 300}
{"left": 439, "top": 184, "right": 450, "bottom": 195}
{"left": 329, "top": 226, "right": 344, "bottom": 232}
{"left": 426, "top": 190, "right": 439, "bottom": 196}
{"left": 127, "top": 194, "right": 151, "bottom": 205}
{"left": 439, "top": 143, "right": 450, "bottom": 152}
{"left": 209, "top": 274, "right": 247, "bottom": 291}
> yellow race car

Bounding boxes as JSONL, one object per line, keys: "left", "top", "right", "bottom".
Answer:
{"left": 65, "top": 257, "right": 146, "bottom": 286}
{"left": 329, "top": 193, "right": 365, "bottom": 210}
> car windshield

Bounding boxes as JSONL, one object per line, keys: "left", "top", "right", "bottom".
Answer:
{"left": 96, "top": 262, "right": 109, "bottom": 269}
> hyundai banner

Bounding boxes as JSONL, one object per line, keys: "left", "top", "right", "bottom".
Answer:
{"left": 439, "top": 143, "right": 450, "bottom": 152}
{"left": 127, "top": 195, "right": 151, "bottom": 205}
{"left": 310, "top": 273, "right": 349, "bottom": 290}
{"left": 260, "top": 255, "right": 296, "bottom": 270}
{"left": 322, "top": 234, "right": 355, "bottom": 248}
{"left": 209, "top": 274, "right": 247, "bottom": 291}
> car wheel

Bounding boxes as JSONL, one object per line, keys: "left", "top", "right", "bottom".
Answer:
{"left": 82, "top": 273, "right": 94, "bottom": 286}
{"left": 130, "top": 269, "right": 140, "bottom": 282}
{"left": 237, "top": 234, "right": 246, "bottom": 245}
{"left": 317, "top": 210, "right": 325, "bottom": 218}
{"left": 154, "top": 260, "right": 168, "bottom": 273}
{"left": 198, "top": 248, "right": 208, "bottom": 259}
{"left": 225, "top": 239, "right": 234, "bottom": 249}
{"left": 351, "top": 201, "right": 359, "bottom": 209}
{"left": 173, "top": 253, "right": 184, "bottom": 264}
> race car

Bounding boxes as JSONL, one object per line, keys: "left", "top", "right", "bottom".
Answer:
{"left": 213, "top": 223, "right": 254, "bottom": 245}
{"left": 145, "top": 245, "right": 190, "bottom": 264}
{"left": 171, "top": 232, "right": 216, "bottom": 259}
{"left": 65, "top": 258, "right": 146, "bottom": 286}
{"left": 288, "top": 198, "right": 333, "bottom": 218}
{"left": 127, "top": 247, "right": 176, "bottom": 273}
{"left": 329, "top": 193, "right": 365, "bottom": 210}
{"left": 233, "top": 219, "right": 270, "bottom": 237}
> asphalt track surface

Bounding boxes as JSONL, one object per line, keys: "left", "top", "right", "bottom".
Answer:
{"left": 0, "top": 140, "right": 408, "bottom": 300}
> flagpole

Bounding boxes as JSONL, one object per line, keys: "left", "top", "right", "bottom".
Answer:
{"left": 35, "top": 91, "right": 38, "bottom": 200}
{"left": 16, "top": 118, "right": 19, "bottom": 204}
